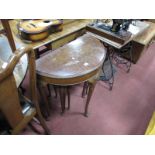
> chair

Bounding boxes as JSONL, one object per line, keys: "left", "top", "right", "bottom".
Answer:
{"left": 0, "top": 46, "right": 50, "bottom": 134}
{"left": 0, "top": 19, "right": 16, "bottom": 52}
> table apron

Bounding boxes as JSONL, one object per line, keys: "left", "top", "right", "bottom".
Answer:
{"left": 37, "top": 68, "right": 100, "bottom": 86}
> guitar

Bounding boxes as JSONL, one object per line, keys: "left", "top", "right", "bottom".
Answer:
{"left": 18, "top": 19, "right": 63, "bottom": 41}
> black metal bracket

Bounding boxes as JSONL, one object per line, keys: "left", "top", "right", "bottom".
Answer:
{"left": 112, "top": 42, "right": 133, "bottom": 73}
{"left": 100, "top": 42, "right": 115, "bottom": 90}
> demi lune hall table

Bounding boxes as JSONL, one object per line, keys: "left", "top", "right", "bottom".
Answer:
{"left": 36, "top": 33, "right": 107, "bottom": 117}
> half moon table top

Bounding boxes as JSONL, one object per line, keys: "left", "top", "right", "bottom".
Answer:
{"left": 36, "top": 33, "right": 107, "bottom": 85}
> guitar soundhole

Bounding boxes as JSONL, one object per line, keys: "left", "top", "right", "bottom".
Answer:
{"left": 44, "top": 20, "right": 50, "bottom": 23}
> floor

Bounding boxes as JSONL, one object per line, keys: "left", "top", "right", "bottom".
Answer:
{"left": 22, "top": 42, "right": 155, "bottom": 135}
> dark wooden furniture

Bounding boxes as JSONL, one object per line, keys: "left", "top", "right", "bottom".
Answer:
{"left": 86, "top": 20, "right": 154, "bottom": 63}
{"left": 36, "top": 33, "right": 106, "bottom": 117}
{"left": 86, "top": 20, "right": 150, "bottom": 50}
{"left": 86, "top": 20, "right": 150, "bottom": 89}
{"left": 0, "top": 46, "right": 50, "bottom": 134}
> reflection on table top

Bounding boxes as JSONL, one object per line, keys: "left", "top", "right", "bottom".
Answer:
{"left": 36, "top": 33, "right": 106, "bottom": 85}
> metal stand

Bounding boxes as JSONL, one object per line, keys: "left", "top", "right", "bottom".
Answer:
{"left": 100, "top": 41, "right": 133, "bottom": 90}
{"left": 100, "top": 42, "right": 115, "bottom": 90}
{"left": 112, "top": 42, "right": 133, "bottom": 73}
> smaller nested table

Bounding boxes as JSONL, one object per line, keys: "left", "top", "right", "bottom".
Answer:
{"left": 36, "top": 33, "right": 106, "bottom": 117}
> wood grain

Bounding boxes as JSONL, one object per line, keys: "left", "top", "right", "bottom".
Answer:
{"left": 36, "top": 33, "right": 106, "bottom": 85}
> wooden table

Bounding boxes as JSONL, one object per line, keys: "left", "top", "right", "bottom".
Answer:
{"left": 36, "top": 33, "right": 107, "bottom": 116}
{"left": 8, "top": 19, "right": 92, "bottom": 58}
{"left": 0, "top": 19, "right": 92, "bottom": 87}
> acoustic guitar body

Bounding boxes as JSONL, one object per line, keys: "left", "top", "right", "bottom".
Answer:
{"left": 20, "top": 30, "right": 49, "bottom": 41}
{"left": 19, "top": 19, "right": 63, "bottom": 41}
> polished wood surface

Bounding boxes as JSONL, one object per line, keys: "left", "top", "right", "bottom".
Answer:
{"left": 36, "top": 33, "right": 106, "bottom": 85}
{"left": 0, "top": 46, "right": 50, "bottom": 134}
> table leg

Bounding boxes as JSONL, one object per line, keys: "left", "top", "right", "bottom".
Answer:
{"left": 47, "top": 84, "right": 51, "bottom": 97}
{"left": 84, "top": 80, "right": 97, "bottom": 117}
{"left": 37, "top": 82, "right": 50, "bottom": 118}
{"left": 58, "top": 86, "right": 66, "bottom": 114}
{"left": 53, "top": 85, "right": 58, "bottom": 98}
{"left": 36, "top": 112, "right": 51, "bottom": 135}
{"left": 66, "top": 86, "right": 70, "bottom": 110}
{"left": 34, "top": 49, "right": 40, "bottom": 59}
{"left": 82, "top": 81, "right": 89, "bottom": 98}
{"left": 46, "top": 43, "right": 52, "bottom": 51}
